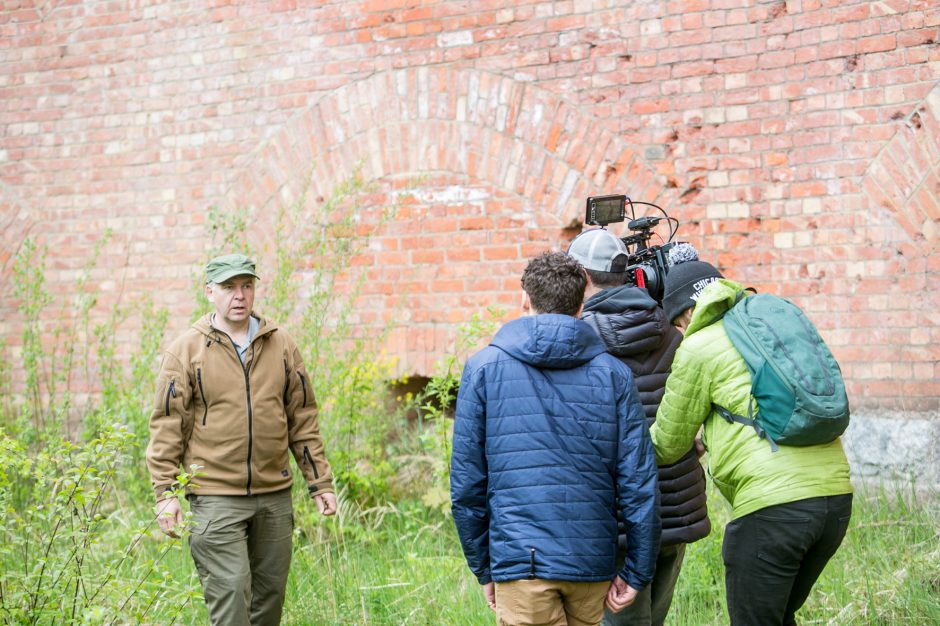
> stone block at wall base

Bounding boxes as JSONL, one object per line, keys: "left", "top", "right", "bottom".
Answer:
{"left": 842, "top": 410, "right": 940, "bottom": 497}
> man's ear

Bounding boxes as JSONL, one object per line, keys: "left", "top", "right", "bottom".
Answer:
{"left": 521, "top": 291, "right": 531, "bottom": 315}
{"left": 204, "top": 283, "right": 214, "bottom": 301}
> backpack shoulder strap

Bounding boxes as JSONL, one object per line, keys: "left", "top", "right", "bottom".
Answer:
{"left": 712, "top": 400, "right": 779, "bottom": 453}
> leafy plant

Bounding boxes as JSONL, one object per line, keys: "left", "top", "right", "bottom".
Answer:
{"left": 411, "top": 307, "right": 503, "bottom": 512}
{"left": 0, "top": 425, "right": 200, "bottom": 625}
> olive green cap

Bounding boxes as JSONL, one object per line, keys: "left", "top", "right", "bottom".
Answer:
{"left": 205, "top": 253, "right": 261, "bottom": 284}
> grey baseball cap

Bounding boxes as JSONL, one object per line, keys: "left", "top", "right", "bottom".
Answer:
{"left": 566, "top": 228, "right": 629, "bottom": 272}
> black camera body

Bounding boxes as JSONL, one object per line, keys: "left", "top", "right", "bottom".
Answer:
{"left": 584, "top": 195, "right": 680, "bottom": 302}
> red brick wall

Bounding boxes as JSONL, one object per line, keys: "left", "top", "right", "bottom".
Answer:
{"left": 1, "top": 0, "right": 938, "bottom": 411}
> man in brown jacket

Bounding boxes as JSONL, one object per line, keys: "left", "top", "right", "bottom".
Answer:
{"left": 147, "top": 253, "right": 336, "bottom": 626}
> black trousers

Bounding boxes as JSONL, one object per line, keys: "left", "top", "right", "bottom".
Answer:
{"left": 722, "top": 494, "right": 853, "bottom": 626}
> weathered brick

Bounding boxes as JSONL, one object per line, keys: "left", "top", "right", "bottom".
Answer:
{"left": 0, "top": 1, "right": 936, "bottom": 411}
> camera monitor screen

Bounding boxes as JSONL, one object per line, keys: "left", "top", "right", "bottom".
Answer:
{"left": 585, "top": 195, "right": 626, "bottom": 226}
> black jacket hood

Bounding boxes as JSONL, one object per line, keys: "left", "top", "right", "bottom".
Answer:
{"left": 582, "top": 285, "right": 668, "bottom": 358}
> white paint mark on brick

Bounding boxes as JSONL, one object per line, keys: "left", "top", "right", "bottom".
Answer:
{"left": 496, "top": 105, "right": 507, "bottom": 131}
{"left": 727, "top": 105, "right": 748, "bottom": 122}
{"left": 532, "top": 103, "right": 544, "bottom": 126}
{"left": 725, "top": 73, "right": 747, "bottom": 89}
{"left": 640, "top": 19, "right": 662, "bottom": 35}
{"left": 802, "top": 198, "right": 822, "bottom": 214}
{"left": 555, "top": 169, "right": 578, "bottom": 215}
{"left": 774, "top": 232, "right": 794, "bottom": 248}
{"left": 406, "top": 186, "right": 491, "bottom": 204}
{"left": 704, "top": 108, "right": 726, "bottom": 124}
{"left": 706, "top": 204, "right": 728, "bottom": 219}
{"left": 845, "top": 261, "right": 865, "bottom": 278}
{"left": 708, "top": 171, "right": 729, "bottom": 186}
{"left": 418, "top": 67, "right": 429, "bottom": 118}
{"left": 468, "top": 73, "right": 479, "bottom": 118}
{"left": 367, "top": 128, "right": 383, "bottom": 179}
{"left": 437, "top": 30, "right": 473, "bottom": 48}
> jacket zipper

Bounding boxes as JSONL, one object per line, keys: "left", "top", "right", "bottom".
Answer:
{"left": 222, "top": 334, "right": 254, "bottom": 496}
{"left": 298, "top": 372, "right": 308, "bottom": 408}
{"left": 164, "top": 380, "right": 177, "bottom": 416}
{"left": 196, "top": 368, "right": 208, "bottom": 426}
{"left": 303, "top": 445, "right": 319, "bottom": 479}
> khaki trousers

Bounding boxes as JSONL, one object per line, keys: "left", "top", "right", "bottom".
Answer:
{"left": 495, "top": 579, "right": 610, "bottom": 626}
{"left": 188, "top": 489, "right": 294, "bottom": 626}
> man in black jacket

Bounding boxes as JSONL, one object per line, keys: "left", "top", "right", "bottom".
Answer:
{"left": 569, "top": 228, "right": 710, "bottom": 626}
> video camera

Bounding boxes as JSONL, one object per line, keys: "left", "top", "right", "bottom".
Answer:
{"left": 584, "top": 194, "right": 681, "bottom": 302}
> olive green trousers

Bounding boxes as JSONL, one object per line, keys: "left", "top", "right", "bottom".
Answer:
{"left": 188, "top": 489, "right": 293, "bottom": 626}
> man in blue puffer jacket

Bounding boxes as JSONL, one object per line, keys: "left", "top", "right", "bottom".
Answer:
{"left": 451, "top": 251, "right": 661, "bottom": 626}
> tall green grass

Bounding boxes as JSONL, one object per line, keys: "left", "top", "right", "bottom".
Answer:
{"left": 1, "top": 168, "right": 937, "bottom": 625}
{"left": 670, "top": 483, "right": 940, "bottom": 625}
{"left": 155, "top": 482, "right": 936, "bottom": 625}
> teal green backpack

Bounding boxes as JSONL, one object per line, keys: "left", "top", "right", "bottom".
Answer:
{"left": 713, "top": 292, "right": 850, "bottom": 451}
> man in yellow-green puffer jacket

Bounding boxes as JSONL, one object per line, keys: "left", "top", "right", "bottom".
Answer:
{"left": 650, "top": 257, "right": 852, "bottom": 626}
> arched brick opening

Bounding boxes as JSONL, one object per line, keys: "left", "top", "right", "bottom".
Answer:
{"left": 219, "top": 67, "right": 676, "bottom": 375}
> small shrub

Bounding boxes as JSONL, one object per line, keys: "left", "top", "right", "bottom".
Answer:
{"left": 0, "top": 425, "right": 200, "bottom": 625}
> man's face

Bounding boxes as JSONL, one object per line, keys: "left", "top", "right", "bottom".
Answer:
{"left": 206, "top": 275, "right": 255, "bottom": 326}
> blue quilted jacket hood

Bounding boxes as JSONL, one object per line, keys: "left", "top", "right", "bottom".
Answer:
{"left": 451, "top": 314, "right": 661, "bottom": 589}
{"left": 490, "top": 314, "right": 607, "bottom": 369}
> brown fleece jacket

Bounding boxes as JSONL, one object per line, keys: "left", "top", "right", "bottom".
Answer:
{"left": 146, "top": 313, "right": 333, "bottom": 500}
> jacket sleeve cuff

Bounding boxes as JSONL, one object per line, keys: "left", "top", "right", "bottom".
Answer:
{"left": 618, "top": 570, "right": 648, "bottom": 593}
{"left": 476, "top": 572, "right": 492, "bottom": 585}
{"left": 307, "top": 480, "right": 335, "bottom": 497}
{"left": 154, "top": 485, "right": 175, "bottom": 501}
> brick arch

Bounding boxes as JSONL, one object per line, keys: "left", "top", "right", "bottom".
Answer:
{"left": 220, "top": 67, "right": 675, "bottom": 374}
{"left": 861, "top": 82, "right": 940, "bottom": 252}
{"left": 0, "top": 182, "right": 38, "bottom": 282}
{"left": 224, "top": 67, "right": 673, "bottom": 229}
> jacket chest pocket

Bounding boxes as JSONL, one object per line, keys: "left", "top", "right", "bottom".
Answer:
{"left": 195, "top": 367, "right": 209, "bottom": 426}
{"left": 282, "top": 357, "right": 310, "bottom": 409}
{"left": 163, "top": 378, "right": 178, "bottom": 416}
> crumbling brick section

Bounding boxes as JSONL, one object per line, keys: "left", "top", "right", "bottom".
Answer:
{"left": 862, "top": 85, "right": 940, "bottom": 252}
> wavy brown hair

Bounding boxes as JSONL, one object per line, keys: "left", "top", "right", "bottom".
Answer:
{"left": 520, "top": 251, "right": 587, "bottom": 316}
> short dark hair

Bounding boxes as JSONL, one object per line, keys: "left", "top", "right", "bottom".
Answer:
{"left": 585, "top": 268, "right": 626, "bottom": 290}
{"left": 521, "top": 251, "right": 587, "bottom": 316}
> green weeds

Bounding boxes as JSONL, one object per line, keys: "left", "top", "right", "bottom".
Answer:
{"left": 0, "top": 426, "right": 200, "bottom": 625}
{"left": 1, "top": 168, "right": 937, "bottom": 625}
